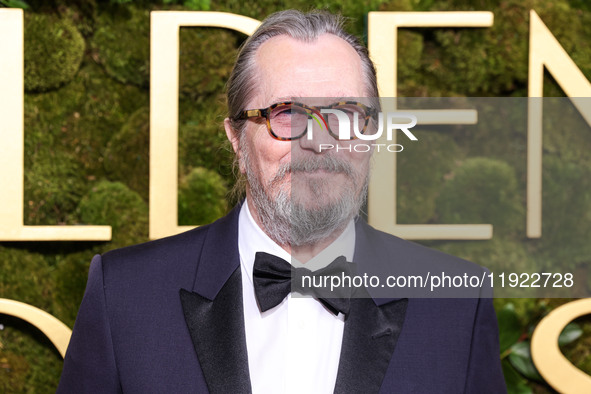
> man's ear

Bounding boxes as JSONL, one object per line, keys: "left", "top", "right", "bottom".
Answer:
{"left": 224, "top": 118, "right": 245, "bottom": 173}
{"left": 224, "top": 118, "right": 240, "bottom": 153}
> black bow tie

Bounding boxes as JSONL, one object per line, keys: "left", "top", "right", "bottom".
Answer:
{"left": 252, "top": 251, "right": 355, "bottom": 316}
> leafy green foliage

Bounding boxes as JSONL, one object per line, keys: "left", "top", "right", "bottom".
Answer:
{"left": 23, "top": 60, "right": 148, "bottom": 190}
{"left": 0, "top": 246, "right": 62, "bottom": 391}
{"left": 179, "top": 95, "right": 236, "bottom": 189}
{"left": 62, "top": 61, "right": 148, "bottom": 176}
{"left": 397, "top": 130, "right": 462, "bottom": 224}
{"left": 0, "top": 317, "right": 63, "bottom": 392}
{"left": 24, "top": 13, "right": 85, "bottom": 92}
{"left": 502, "top": 359, "right": 532, "bottom": 394}
{"left": 103, "top": 107, "right": 150, "bottom": 201}
{"left": 532, "top": 157, "right": 591, "bottom": 268}
{"left": 179, "top": 27, "right": 239, "bottom": 99}
{"left": 559, "top": 323, "right": 583, "bottom": 347}
{"left": 543, "top": 98, "right": 591, "bottom": 169}
{"left": 75, "top": 180, "right": 148, "bottom": 247}
{"left": 436, "top": 157, "right": 524, "bottom": 235}
{"left": 495, "top": 300, "right": 587, "bottom": 393}
{"left": 91, "top": 4, "right": 150, "bottom": 87}
{"left": 51, "top": 250, "right": 100, "bottom": 327}
{"left": 508, "top": 342, "right": 543, "bottom": 381}
{"left": 24, "top": 151, "right": 89, "bottom": 225}
{"left": 0, "top": 247, "right": 53, "bottom": 311}
{"left": 178, "top": 167, "right": 229, "bottom": 225}
{"left": 0, "top": 0, "right": 29, "bottom": 9}
{"left": 163, "top": 0, "right": 211, "bottom": 10}
{"left": 561, "top": 316, "right": 591, "bottom": 376}
{"left": 437, "top": 238, "right": 535, "bottom": 275}
{"left": 497, "top": 303, "right": 522, "bottom": 354}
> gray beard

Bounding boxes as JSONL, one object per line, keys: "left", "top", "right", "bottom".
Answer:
{"left": 245, "top": 151, "right": 369, "bottom": 247}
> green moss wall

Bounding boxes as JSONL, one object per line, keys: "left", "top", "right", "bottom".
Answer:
{"left": 1, "top": 0, "right": 591, "bottom": 392}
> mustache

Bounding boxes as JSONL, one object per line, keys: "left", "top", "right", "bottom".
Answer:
{"left": 270, "top": 155, "right": 354, "bottom": 185}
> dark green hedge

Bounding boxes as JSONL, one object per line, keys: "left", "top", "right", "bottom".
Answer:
{"left": 1, "top": 0, "right": 591, "bottom": 392}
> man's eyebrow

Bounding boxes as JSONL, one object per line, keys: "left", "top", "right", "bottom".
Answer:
{"left": 266, "top": 96, "right": 293, "bottom": 105}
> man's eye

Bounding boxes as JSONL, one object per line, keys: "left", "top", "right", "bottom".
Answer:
{"left": 277, "top": 108, "right": 292, "bottom": 116}
{"left": 336, "top": 106, "right": 365, "bottom": 118}
{"left": 271, "top": 106, "right": 294, "bottom": 119}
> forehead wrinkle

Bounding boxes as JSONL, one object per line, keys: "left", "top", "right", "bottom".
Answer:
{"left": 266, "top": 94, "right": 357, "bottom": 106}
{"left": 252, "top": 34, "right": 366, "bottom": 108}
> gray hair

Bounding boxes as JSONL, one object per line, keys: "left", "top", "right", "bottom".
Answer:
{"left": 225, "top": 10, "right": 379, "bottom": 199}
{"left": 227, "top": 9, "right": 379, "bottom": 130}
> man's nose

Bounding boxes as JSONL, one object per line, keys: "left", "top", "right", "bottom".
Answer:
{"left": 297, "top": 115, "right": 337, "bottom": 153}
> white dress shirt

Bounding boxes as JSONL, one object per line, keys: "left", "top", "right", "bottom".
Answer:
{"left": 238, "top": 199, "right": 356, "bottom": 394}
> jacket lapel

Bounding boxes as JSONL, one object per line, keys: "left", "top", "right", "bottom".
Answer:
{"left": 179, "top": 205, "right": 252, "bottom": 393}
{"left": 334, "top": 297, "right": 408, "bottom": 393}
{"left": 333, "top": 219, "right": 409, "bottom": 393}
{"left": 180, "top": 270, "right": 251, "bottom": 394}
{"left": 179, "top": 207, "right": 408, "bottom": 393}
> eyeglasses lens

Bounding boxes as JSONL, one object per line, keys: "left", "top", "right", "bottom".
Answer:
{"left": 269, "top": 104, "right": 309, "bottom": 139}
{"left": 268, "top": 103, "right": 369, "bottom": 140}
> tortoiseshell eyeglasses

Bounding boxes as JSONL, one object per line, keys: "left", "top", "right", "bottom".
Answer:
{"left": 235, "top": 101, "right": 377, "bottom": 141}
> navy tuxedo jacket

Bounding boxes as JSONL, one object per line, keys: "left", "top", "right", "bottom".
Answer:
{"left": 58, "top": 205, "right": 506, "bottom": 393}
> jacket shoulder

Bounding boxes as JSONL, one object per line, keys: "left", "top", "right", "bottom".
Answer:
{"left": 102, "top": 223, "right": 209, "bottom": 264}
{"left": 355, "top": 219, "right": 492, "bottom": 298}
{"left": 98, "top": 221, "right": 214, "bottom": 290}
{"left": 357, "top": 219, "right": 487, "bottom": 274}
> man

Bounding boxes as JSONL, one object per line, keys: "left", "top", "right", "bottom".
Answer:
{"left": 58, "top": 10, "right": 506, "bottom": 393}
